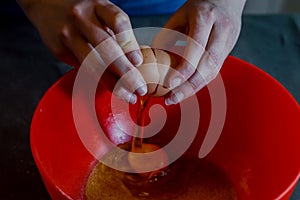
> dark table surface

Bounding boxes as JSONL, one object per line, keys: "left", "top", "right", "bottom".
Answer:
{"left": 0, "top": 12, "right": 299, "bottom": 200}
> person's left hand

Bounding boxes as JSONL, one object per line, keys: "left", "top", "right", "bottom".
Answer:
{"left": 153, "top": 0, "right": 246, "bottom": 105}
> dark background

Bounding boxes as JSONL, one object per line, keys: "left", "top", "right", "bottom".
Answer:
{"left": 0, "top": 1, "right": 299, "bottom": 199}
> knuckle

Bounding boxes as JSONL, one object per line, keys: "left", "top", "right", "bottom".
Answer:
{"left": 189, "top": 74, "right": 204, "bottom": 91}
{"left": 205, "top": 58, "right": 220, "bottom": 81}
{"left": 69, "top": 4, "right": 84, "bottom": 19}
{"left": 97, "top": 36, "right": 115, "bottom": 52}
{"left": 193, "top": 37, "right": 205, "bottom": 49}
{"left": 208, "top": 51, "right": 221, "bottom": 67}
{"left": 220, "top": 16, "right": 234, "bottom": 31}
{"left": 59, "top": 26, "right": 72, "bottom": 41}
{"left": 195, "top": 54, "right": 221, "bottom": 85}
{"left": 180, "top": 63, "right": 196, "bottom": 80}
{"left": 113, "top": 86, "right": 124, "bottom": 97}
{"left": 91, "top": 30, "right": 106, "bottom": 45}
{"left": 200, "top": 10, "right": 215, "bottom": 24}
{"left": 113, "top": 12, "right": 130, "bottom": 29}
{"left": 119, "top": 39, "right": 136, "bottom": 51}
{"left": 191, "top": 4, "right": 216, "bottom": 24}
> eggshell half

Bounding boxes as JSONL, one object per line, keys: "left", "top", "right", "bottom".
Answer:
{"left": 153, "top": 49, "right": 178, "bottom": 96}
{"left": 138, "top": 46, "right": 159, "bottom": 94}
{"left": 137, "top": 46, "right": 178, "bottom": 97}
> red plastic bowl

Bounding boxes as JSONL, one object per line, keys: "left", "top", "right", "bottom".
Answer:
{"left": 30, "top": 56, "right": 300, "bottom": 199}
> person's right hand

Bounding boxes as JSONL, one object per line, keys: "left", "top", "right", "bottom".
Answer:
{"left": 18, "top": 0, "right": 147, "bottom": 104}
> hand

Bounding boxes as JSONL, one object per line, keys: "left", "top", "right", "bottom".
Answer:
{"left": 18, "top": 0, "right": 147, "bottom": 104}
{"left": 153, "top": 0, "right": 246, "bottom": 105}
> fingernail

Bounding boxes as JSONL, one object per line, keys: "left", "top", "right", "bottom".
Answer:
{"left": 136, "top": 85, "right": 147, "bottom": 96}
{"left": 129, "top": 94, "right": 137, "bottom": 104}
{"left": 165, "top": 92, "right": 184, "bottom": 106}
{"left": 130, "top": 51, "right": 143, "bottom": 67}
{"left": 170, "top": 77, "right": 182, "bottom": 88}
{"left": 165, "top": 98, "right": 174, "bottom": 106}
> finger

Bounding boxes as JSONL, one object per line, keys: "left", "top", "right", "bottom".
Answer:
{"left": 165, "top": 21, "right": 232, "bottom": 106}
{"left": 164, "top": 16, "right": 214, "bottom": 89}
{"left": 72, "top": 10, "right": 120, "bottom": 64}
{"left": 109, "top": 55, "right": 147, "bottom": 96}
{"left": 165, "top": 63, "right": 206, "bottom": 106}
{"left": 71, "top": 10, "right": 147, "bottom": 96}
{"left": 97, "top": 37, "right": 147, "bottom": 96}
{"left": 101, "top": 69, "right": 137, "bottom": 104}
{"left": 114, "top": 85, "right": 137, "bottom": 104}
{"left": 95, "top": 2, "right": 143, "bottom": 66}
{"left": 62, "top": 26, "right": 138, "bottom": 103}
{"left": 194, "top": 21, "right": 231, "bottom": 86}
{"left": 205, "top": 20, "right": 234, "bottom": 68}
{"left": 194, "top": 21, "right": 232, "bottom": 85}
{"left": 61, "top": 25, "right": 110, "bottom": 83}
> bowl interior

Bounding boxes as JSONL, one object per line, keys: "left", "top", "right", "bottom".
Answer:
{"left": 30, "top": 56, "right": 300, "bottom": 199}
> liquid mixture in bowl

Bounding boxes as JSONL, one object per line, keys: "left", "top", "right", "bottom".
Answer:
{"left": 85, "top": 96, "right": 237, "bottom": 200}
{"left": 85, "top": 142, "right": 237, "bottom": 200}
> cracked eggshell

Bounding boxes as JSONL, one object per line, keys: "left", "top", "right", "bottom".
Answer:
{"left": 138, "top": 46, "right": 178, "bottom": 97}
{"left": 153, "top": 49, "right": 178, "bottom": 97}
{"left": 138, "top": 46, "right": 160, "bottom": 94}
